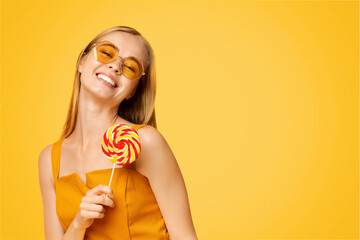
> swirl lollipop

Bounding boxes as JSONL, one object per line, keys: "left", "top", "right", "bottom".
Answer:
{"left": 101, "top": 124, "right": 141, "bottom": 186}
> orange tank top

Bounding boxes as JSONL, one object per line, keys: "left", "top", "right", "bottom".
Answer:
{"left": 51, "top": 124, "right": 170, "bottom": 239}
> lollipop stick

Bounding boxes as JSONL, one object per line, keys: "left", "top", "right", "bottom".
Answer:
{"left": 108, "top": 163, "right": 116, "bottom": 187}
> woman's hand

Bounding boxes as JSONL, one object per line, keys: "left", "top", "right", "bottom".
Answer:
{"left": 74, "top": 184, "right": 115, "bottom": 229}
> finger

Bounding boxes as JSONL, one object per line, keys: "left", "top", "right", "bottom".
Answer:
{"left": 86, "top": 184, "right": 111, "bottom": 196}
{"left": 80, "top": 202, "right": 105, "bottom": 213}
{"left": 81, "top": 210, "right": 105, "bottom": 219}
{"left": 82, "top": 195, "right": 114, "bottom": 207}
{"left": 86, "top": 195, "right": 115, "bottom": 207}
{"left": 87, "top": 184, "right": 114, "bottom": 198}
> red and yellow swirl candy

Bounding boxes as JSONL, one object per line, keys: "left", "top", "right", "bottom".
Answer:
{"left": 101, "top": 124, "right": 141, "bottom": 166}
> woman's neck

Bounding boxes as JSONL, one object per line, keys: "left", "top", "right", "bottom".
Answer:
{"left": 68, "top": 90, "right": 122, "bottom": 151}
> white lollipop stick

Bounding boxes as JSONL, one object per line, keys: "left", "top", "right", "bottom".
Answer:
{"left": 108, "top": 163, "right": 116, "bottom": 187}
{"left": 108, "top": 162, "right": 123, "bottom": 187}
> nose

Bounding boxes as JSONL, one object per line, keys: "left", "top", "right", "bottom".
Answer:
{"left": 107, "top": 57, "right": 122, "bottom": 75}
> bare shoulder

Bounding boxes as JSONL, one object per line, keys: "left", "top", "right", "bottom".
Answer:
{"left": 38, "top": 143, "right": 53, "bottom": 168}
{"left": 135, "top": 125, "right": 173, "bottom": 177}
{"left": 136, "top": 125, "right": 167, "bottom": 147}
{"left": 135, "top": 126, "right": 177, "bottom": 180}
{"left": 38, "top": 143, "right": 54, "bottom": 185}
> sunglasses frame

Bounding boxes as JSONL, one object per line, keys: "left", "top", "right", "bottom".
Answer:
{"left": 88, "top": 40, "right": 146, "bottom": 79}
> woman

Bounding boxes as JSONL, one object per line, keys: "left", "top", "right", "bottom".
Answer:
{"left": 38, "top": 26, "right": 198, "bottom": 240}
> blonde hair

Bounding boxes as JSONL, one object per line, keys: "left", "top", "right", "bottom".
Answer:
{"left": 60, "top": 26, "right": 157, "bottom": 139}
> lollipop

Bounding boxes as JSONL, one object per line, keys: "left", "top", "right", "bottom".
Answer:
{"left": 101, "top": 124, "right": 141, "bottom": 186}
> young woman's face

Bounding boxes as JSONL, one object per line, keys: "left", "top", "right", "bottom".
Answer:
{"left": 78, "top": 31, "right": 148, "bottom": 105}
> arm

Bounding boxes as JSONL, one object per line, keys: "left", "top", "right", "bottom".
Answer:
{"left": 38, "top": 144, "right": 87, "bottom": 239}
{"left": 135, "top": 126, "right": 198, "bottom": 240}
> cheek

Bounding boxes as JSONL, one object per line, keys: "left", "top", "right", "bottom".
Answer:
{"left": 80, "top": 64, "right": 99, "bottom": 84}
{"left": 121, "top": 76, "right": 139, "bottom": 87}
{"left": 82, "top": 54, "right": 101, "bottom": 74}
{"left": 129, "top": 80, "right": 140, "bottom": 92}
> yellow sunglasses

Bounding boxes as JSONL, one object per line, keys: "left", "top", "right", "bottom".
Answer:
{"left": 89, "top": 41, "right": 145, "bottom": 80}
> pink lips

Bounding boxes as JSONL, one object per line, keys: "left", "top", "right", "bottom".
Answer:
{"left": 96, "top": 72, "right": 118, "bottom": 88}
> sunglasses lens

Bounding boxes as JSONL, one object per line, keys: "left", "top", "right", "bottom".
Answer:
{"left": 96, "top": 43, "right": 117, "bottom": 63}
{"left": 122, "top": 57, "right": 144, "bottom": 80}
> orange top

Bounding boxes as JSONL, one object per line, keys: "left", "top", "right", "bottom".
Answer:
{"left": 51, "top": 124, "right": 170, "bottom": 239}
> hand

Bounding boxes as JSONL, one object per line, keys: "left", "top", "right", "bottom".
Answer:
{"left": 74, "top": 184, "right": 115, "bottom": 229}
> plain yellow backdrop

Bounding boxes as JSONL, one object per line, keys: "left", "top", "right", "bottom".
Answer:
{"left": 0, "top": 0, "right": 358, "bottom": 239}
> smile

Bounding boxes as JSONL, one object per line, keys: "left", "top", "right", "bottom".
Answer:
{"left": 96, "top": 73, "right": 117, "bottom": 87}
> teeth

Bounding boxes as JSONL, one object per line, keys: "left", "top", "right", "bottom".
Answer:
{"left": 98, "top": 74, "right": 115, "bottom": 87}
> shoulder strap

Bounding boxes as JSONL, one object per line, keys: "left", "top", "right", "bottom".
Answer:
{"left": 51, "top": 138, "right": 63, "bottom": 181}
{"left": 132, "top": 124, "right": 147, "bottom": 132}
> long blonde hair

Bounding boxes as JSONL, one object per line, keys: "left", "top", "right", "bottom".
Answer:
{"left": 60, "top": 26, "right": 157, "bottom": 139}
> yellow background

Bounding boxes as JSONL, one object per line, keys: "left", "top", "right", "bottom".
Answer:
{"left": 0, "top": 0, "right": 358, "bottom": 239}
